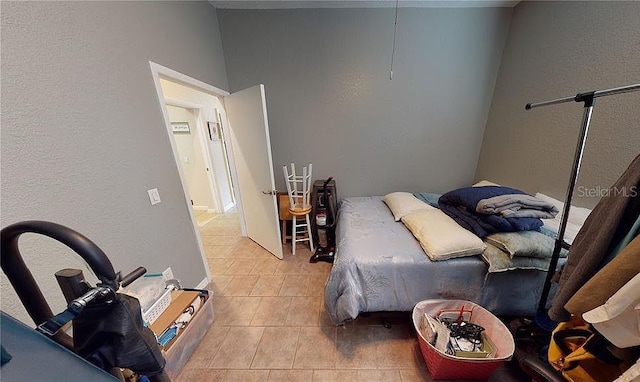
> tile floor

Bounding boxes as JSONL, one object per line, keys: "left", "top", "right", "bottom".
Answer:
{"left": 194, "top": 209, "right": 220, "bottom": 227}
{"left": 176, "top": 212, "right": 529, "bottom": 382}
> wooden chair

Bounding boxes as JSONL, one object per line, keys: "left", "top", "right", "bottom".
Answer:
{"left": 282, "top": 163, "right": 314, "bottom": 255}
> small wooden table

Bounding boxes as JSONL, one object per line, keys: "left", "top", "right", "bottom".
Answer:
{"left": 278, "top": 193, "right": 293, "bottom": 244}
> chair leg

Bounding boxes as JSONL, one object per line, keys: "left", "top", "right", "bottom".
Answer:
{"left": 306, "top": 214, "right": 314, "bottom": 253}
{"left": 291, "top": 215, "right": 297, "bottom": 256}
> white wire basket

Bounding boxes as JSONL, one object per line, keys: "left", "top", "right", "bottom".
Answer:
{"left": 142, "top": 288, "right": 172, "bottom": 324}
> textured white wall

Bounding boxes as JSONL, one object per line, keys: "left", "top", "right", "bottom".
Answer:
{"left": 475, "top": 1, "right": 640, "bottom": 208}
{"left": 218, "top": 8, "right": 512, "bottom": 197}
{"left": 1, "top": 2, "right": 228, "bottom": 324}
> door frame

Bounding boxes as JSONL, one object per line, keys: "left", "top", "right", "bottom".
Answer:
{"left": 149, "top": 62, "right": 249, "bottom": 282}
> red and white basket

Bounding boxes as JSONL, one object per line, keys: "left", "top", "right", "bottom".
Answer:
{"left": 412, "top": 299, "right": 515, "bottom": 380}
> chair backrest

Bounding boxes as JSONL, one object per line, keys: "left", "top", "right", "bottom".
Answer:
{"left": 282, "top": 163, "right": 313, "bottom": 211}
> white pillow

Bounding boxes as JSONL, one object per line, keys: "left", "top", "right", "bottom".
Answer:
{"left": 383, "top": 192, "right": 434, "bottom": 221}
{"left": 473, "top": 180, "right": 500, "bottom": 187}
{"left": 401, "top": 209, "right": 485, "bottom": 261}
{"left": 535, "top": 193, "right": 592, "bottom": 225}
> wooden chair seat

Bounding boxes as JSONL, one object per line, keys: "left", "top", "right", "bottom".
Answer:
{"left": 289, "top": 205, "right": 312, "bottom": 216}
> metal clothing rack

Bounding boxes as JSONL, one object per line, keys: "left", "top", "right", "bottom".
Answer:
{"left": 525, "top": 82, "right": 640, "bottom": 329}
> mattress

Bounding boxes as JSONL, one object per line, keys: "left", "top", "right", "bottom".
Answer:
{"left": 324, "top": 196, "right": 554, "bottom": 325}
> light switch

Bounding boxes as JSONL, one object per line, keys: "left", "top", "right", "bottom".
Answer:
{"left": 148, "top": 188, "right": 161, "bottom": 205}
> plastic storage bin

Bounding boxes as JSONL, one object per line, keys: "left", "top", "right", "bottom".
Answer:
{"left": 143, "top": 288, "right": 172, "bottom": 325}
{"left": 412, "top": 299, "right": 515, "bottom": 380}
{"left": 162, "top": 291, "right": 215, "bottom": 380}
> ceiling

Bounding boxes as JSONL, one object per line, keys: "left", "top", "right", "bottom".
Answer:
{"left": 210, "top": 0, "right": 520, "bottom": 9}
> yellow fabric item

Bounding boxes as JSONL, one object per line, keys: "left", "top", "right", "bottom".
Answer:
{"left": 548, "top": 316, "right": 627, "bottom": 382}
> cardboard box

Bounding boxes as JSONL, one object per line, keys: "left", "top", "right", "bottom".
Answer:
{"left": 454, "top": 332, "right": 495, "bottom": 359}
{"left": 150, "top": 290, "right": 202, "bottom": 340}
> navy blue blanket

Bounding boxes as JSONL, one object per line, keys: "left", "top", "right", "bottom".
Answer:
{"left": 438, "top": 186, "right": 543, "bottom": 238}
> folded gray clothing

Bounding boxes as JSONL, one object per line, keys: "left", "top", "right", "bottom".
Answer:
{"left": 476, "top": 194, "right": 559, "bottom": 219}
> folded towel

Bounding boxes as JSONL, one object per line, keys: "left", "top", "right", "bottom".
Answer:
{"left": 477, "top": 194, "right": 559, "bottom": 219}
{"left": 439, "top": 186, "right": 543, "bottom": 238}
{"left": 486, "top": 230, "right": 568, "bottom": 259}
{"left": 481, "top": 243, "right": 551, "bottom": 273}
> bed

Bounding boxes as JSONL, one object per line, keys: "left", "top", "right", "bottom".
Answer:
{"left": 324, "top": 196, "right": 560, "bottom": 325}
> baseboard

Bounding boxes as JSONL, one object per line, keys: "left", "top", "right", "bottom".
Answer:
{"left": 223, "top": 202, "right": 236, "bottom": 212}
{"left": 193, "top": 206, "right": 208, "bottom": 211}
{"left": 195, "top": 277, "right": 209, "bottom": 290}
{"left": 207, "top": 208, "right": 217, "bottom": 214}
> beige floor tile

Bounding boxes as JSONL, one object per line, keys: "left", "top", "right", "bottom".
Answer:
{"left": 202, "top": 235, "right": 242, "bottom": 247}
{"left": 204, "top": 245, "right": 235, "bottom": 259}
{"left": 225, "top": 259, "right": 257, "bottom": 275}
{"left": 318, "top": 304, "right": 335, "bottom": 327}
{"left": 307, "top": 274, "right": 329, "bottom": 297}
{"left": 375, "top": 325, "right": 421, "bottom": 369}
{"left": 195, "top": 212, "right": 221, "bottom": 228}
{"left": 230, "top": 246, "right": 258, "bottom": 259}
{"left": 183, "top": 325, "right": 230, "bottom": 368}
{"left": 223, "top": 369, "right": 269, "bottom": 382}
{"left": 285, "top": 296, "right": 321, "bottom": 326}
{"left": 208, "top": 275, "right": 234, "bottom": 295}
{"left": 176, "top": 368, "right": 226, "bottom": 382}
{"left": 357, "top": 369, "right": 402, "bottom": 381}
{"left": 293, "top": 326, "right": 337, "bottom": 369}
{"left": 251, "top": 327, "right": 301, "bottom": 369}
{"left": 210, "top": 326, "right": 265, "bottom": 369}
{"left": 399, "top": 368, "right": 433, "bottom": 382}
{"left": 335, "top": 325, "right": 378, "bottom": 369}
{"left": 300, "top": 260, "right": 332, "bottom": 276}
{"left": 253, "top": 246, "right": 282, "bottom": 260}
{"left": 268, "top": 369, "right": 314, "bottom": 382}
{"left": 313, "top": 369, "right": 359, "bottom": 382}
{"left": 201, "top": 225, "right": 241, "bottom": 237}
{"left": 250, "top": 297, "right": 292, "bottom": 326}
{"left": 211, "top": 295, "right": 233, "bottom": 322}
{"left": 274, "top": 260, "right": 303, "bottom": 275}
{"left": 222, "top": 275, "right": 260, "bottom": 296}
{"left": 249, "top": 259, "right": 280, "bottom": 275}
{"left": 213, "top": 296, "right": 261, "bottom": 326}
{"left": 279, "top": 275, "right": 310, "bottom": 296}
{"left": 208, "top": 258, "right": 234, "bottom": 275}
{"left": 250, "top": 275, "right": 285, "bottom": 296}
{"left": 234, "top": 239, "right": 262, "bottom": 252}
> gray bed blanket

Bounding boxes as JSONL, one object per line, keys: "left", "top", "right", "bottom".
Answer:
{"left": 324, "top": 196, "right": 553, "bottom": 325}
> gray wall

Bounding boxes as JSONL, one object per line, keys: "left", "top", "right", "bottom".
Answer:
{"left": 1, "top": 2, "right": 228, "bottom": 323}
{"left": 218, "top": 8, "right": 512, "bottom": 197}
{"left": 475, "top": 1, "right": 640, "bottom": 208}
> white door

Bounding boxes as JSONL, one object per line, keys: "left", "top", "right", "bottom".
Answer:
{"left": 224, "top": 85, "right": 283, "bottom": 259}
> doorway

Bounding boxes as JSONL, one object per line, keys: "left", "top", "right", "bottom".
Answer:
{"left": 162, "top": 85, "right": 235, "bottom": 213}
{"left": 166, "top": 104, "right": 218, "bottom": 226}
{"left": 149, "top": 62, "right": 284, "bottom": 264}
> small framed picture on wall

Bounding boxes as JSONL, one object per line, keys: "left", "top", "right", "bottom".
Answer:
{"left": 207, "top": 121, "right": 221, "bottom": 140}
{"left": 171, "top": 122, "right": 190, "bottom": 133}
